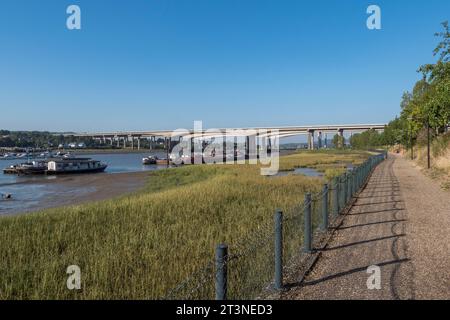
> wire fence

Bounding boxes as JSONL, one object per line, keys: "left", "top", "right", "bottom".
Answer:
{"left": 163, "top": 151, "right": 387, "bottom": 300}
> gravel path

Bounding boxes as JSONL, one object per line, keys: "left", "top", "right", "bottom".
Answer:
{"left": 282, "top": 154, "right": 450, "bottom": 300}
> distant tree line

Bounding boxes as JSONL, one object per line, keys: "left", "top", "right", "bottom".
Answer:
{"left": 0, "top": 130, "right": 96, "bottom": 149}
{"left": 0, "top": 130, "right": 168, "bottom": 150}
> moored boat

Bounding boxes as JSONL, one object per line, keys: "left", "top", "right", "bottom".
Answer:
{"left": 46, "top": 158, "right": 107, "bottom": 174}
{"left": 15, "top": 161, "right": 48, "bottom": 175}
{"left": 142, "top": 156, "right": 157, "bottom": 165}
{"left": 142, "top": 155, "right": 169, "bottom": 165}
{"left": 3, "top": 161, "right": 47, "bottom": 175}
{"left": 155, "top": 157, "right": 169, "bottom": 165}
{"left": 3, "top": 157, "right": 108, "bottom": 175}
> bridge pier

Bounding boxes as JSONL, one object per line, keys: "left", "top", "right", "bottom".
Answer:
{"left": 149, "top": 137, "right": 154, "bottom": 150}
{"left": 308, "top": 130, "right": 315, "bottom": 150}
{"left": 245, "top": 135, "right": 257, "bottom": 163}
{"left": 338, "top": 129, "right": 344, "bottom": 148}
{"left": 317, "top": 131, "right": 323, "bottom": 149}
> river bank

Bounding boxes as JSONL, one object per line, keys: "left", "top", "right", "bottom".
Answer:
{"left": 0, "top": 150, "right": 303, "bottom": 215}
{"left": 0, "top": 171, "right": 150, "bottom": 216}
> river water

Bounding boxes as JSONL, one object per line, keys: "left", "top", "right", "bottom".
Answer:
{"left": 0, "top": 152, "right": 167, "bottom": 215}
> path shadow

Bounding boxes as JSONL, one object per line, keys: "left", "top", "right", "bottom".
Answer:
{"left": 336, "top": 219, "right": 407, "bottom": 230}
{"left": 320, "top": 234, "right": 406, "bottom": 251}
{"left": 357, "top": 194, "right": 401, "bottom": 199}
{"left": 284, "top": 258, "right": 410, "bottom": 289}
{"left": 353, "top": 200, "right": 403, "bottom": 207}
{"left": 347, "top": 208, "right": 405, "bottom": 216}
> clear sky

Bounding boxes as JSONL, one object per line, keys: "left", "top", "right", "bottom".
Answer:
{"left": 0, "top": 0, "right": 449, "bottom": 132}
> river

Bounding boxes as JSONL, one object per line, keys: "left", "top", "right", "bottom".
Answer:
{"left": 0, "top": 151, "right": 167, "bottom": 215}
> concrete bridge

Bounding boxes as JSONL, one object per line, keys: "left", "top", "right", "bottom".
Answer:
{"left": 66, "top": 124, "right": 386, "bottom": 151}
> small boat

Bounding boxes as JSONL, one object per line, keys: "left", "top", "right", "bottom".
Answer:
{"left": 156, "top": 157, "right": 169, "bottom": 165}
{"left": 55, "top": 151, "right": 72, "bottom": 158}
{"left": 142, "top": 156, "right": 157, "bottom": 165}
{"left": 143, "top": 155, "right": 169, "bottom": 165}
{"left": 3, "top": 161, "right": 47, "bottom": 175}
{"left": 1, "top": 193, "right": 12, "bottom": 200}
{"left": 1, "top": 153, "right": 17, "bottom": 160}
{"left": 15, "top": 161, "right": 48, "bottom": 175}
{"left": 46, "top": 158, "right": 107, "bottom": 174}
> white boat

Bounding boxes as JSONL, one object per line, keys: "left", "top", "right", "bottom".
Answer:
{"left": 142, "top": 156, "right": 157, "bottom": 165}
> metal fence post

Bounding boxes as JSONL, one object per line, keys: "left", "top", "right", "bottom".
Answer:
{"left": 355, "top": 167, "right": 359, "bottom": 190}
{"left": 304, "top": 193, "right": 312, "bottom": 253}
{"left": 321, "top": 184, "right": 328, "bottom": 230}
{"left": 349, "top": 171, "right": 353, "bottom": 196}
{"left": 342, "top": 175, "right": 346, "bottom": 211}
{"left": 332, "top": 177, "right": 339, "bottom": 216}
{"left": 274, "top": 210, "right": 283, "bottom": 290}
{"left": 359, "top": 167, "right": 362, "bottom": 188}
{"left": 344, "top": 175, "right": 347, "bottom": 202}
{"left": 347, "top": 172, "right": 352, "bottom": 203}
{"left": 215, "top": 244, "right": 228, "bottom": 300}
{"left": 352, "top": 170, "right": 356, "bottom": 195}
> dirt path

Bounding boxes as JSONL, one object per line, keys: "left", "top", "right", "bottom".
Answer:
{"left": 282, "top": 154, "right": 450, "bottom": 300}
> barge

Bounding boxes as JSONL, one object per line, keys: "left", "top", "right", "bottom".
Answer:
{"left": 46, "top": 158, "right": 107, "bottom": 174}
{"left": 3, "top": 158, "right": 107, "bottom": 175}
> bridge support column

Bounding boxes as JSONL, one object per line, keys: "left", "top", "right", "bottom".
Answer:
{"left": 317, "top": 131, "right": 323, "bottom": 149}
{"left": 246, "top": 135, "right": 257, "bottom": 163}
{"left": 223, "top": 135, "right": 227, "bottom": 163}
{"left": 191, "top": 137, "right": 195, "bottom": 164}
{"left": 149, "top": 137, "right": 154, "bottom": 150}
{"left": 338, "top": 129, "right": 344, "bottom": 148}
{"left": 137, "top": 138, "right": 140, "bottom": 150}
{"left": 245, "top": 136, "right": 250, "bottom": 159}
{"left": 308, "top": 130, "right": 315, "bottom": 150}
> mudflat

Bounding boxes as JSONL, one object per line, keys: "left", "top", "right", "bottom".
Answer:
{"left": 1, "top": 171, "right": 149, "bottom": 215}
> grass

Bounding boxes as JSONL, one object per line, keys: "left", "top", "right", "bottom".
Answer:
{"left": 412, "top": 133, "right": 450, "bottom": 189}
{"left": 0, "top": 150, "right": 370, "bottom": 299}
{"left": 279, "top": 149, "right": 370, "bottom": 179}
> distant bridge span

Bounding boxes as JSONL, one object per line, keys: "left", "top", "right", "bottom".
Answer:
{"left": 66, "top": 123, "right": 386, "bottom": 150}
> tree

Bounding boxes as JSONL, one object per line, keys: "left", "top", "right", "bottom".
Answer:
{"left": 399, "top": 22, "right": 450, "bottom": 139}
{"left": 332, "top": 134, "right": 345, "bottom": 149}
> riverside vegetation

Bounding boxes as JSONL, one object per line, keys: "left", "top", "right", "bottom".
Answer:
{"left": 0, "top": 150, "right": 370, "bottom": 299}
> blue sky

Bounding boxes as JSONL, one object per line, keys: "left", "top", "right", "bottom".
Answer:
{"left": 0, "top": 0, "right": 449, "bottom": 132}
